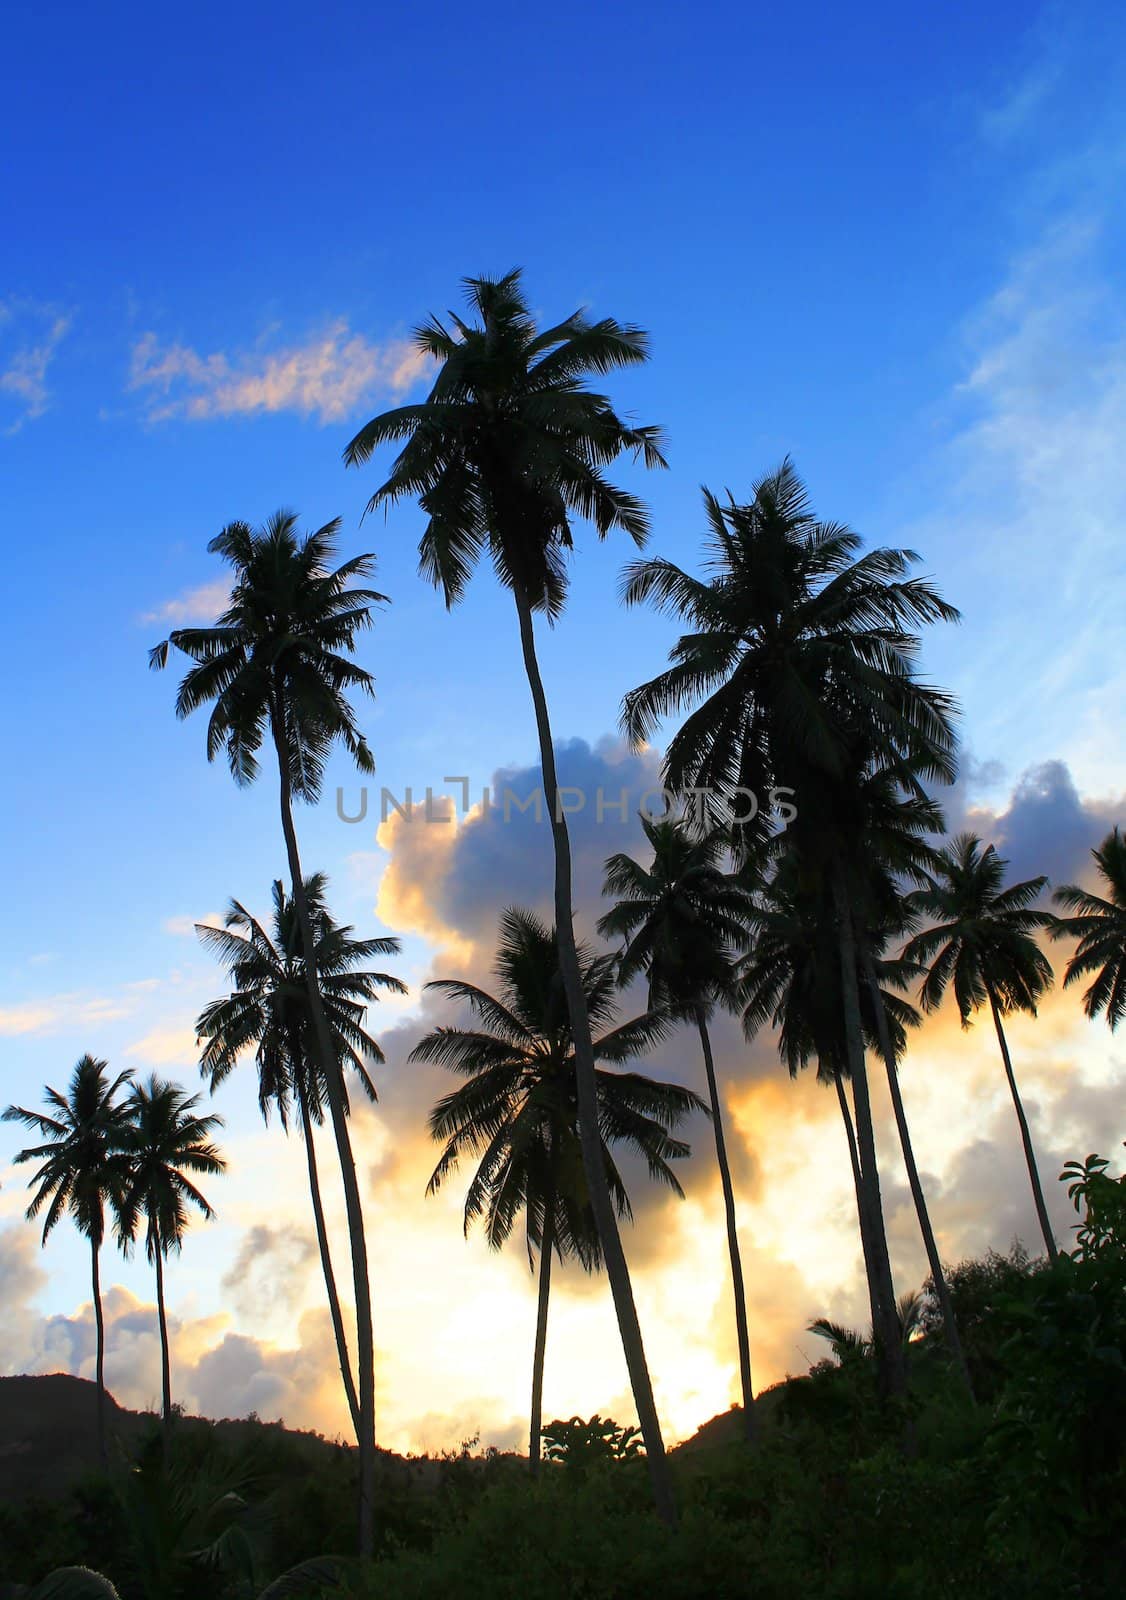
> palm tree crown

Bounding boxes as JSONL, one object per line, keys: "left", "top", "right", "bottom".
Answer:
{"left": 903, "top": 833, "right": 1055, "bottom": 1024}
{"left": 119, "top": 1077, "right": 225, "bottom": 1262}
{"left": 621, "top": 460, "right": 959, "bottom": 847}
{"left": 598, "top": 816, "right": 750, "bottom": 1018}
{"left": 411, "top": 906, "right": 705, "bottom": 1263}
{"left": 195, "top": 874, "right": 406, "bottom": 1122}
{"left": 148, "top": 511, "right": 386, "bottom": 796}
{"left": 3, "top": 1054, "right": 134, "bottom": 1246}
{"left": 343, "top": 268, "right": 668, "bottom": 618}
{"left": 1052, "top": 826, "right": 1126, "bottom": 1029}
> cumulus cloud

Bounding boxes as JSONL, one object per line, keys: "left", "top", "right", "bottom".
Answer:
{"left": 220, "top": 1224, "right": 318, "bottom": 1324}
{"left": 128, "top": 322, "right": 429, "bottom": 425}
{"left": 945, "top": 755, "right": 1122, "bottom": 889}
{"left": 0, "top": 300, "right": 70, "bottom": 432}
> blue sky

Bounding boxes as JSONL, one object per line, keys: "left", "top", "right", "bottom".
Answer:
{"left": 1, "top": 0, "right": 1124, "bottom": 1445}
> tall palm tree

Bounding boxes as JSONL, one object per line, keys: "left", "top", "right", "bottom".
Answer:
{"left": 903, "top": 833, "right": 1058, "bottom": 1260}
{"left": 344, "top": 270, "right": 678, "bottom": 1521}
{"left": 622, "top": 462, "right": 960, "bottom": 1393}
{"left": 150, "top": 511, "right": 387, "bottom": 1549}
{"left": 1052, "top": 826, "right": 1126, "bottom": 1030}
{"left": 194, "top": 875, "right": 405, "bottom": 1437}
{"left": 410, "top": 907, "right": 705, "bottom": 1473}
{"left": 119, "top": 1077, "right": 225, "bottom": 1447}
{"left": 3, "top": 1055, "right": 134, "bottom": 1461}
{"left": 598, "top": 816, "right": 759, "bottom": 1441}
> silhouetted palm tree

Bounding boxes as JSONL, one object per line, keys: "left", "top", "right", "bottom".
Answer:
{"left": 904, "top": 833, "right": 1058, "bottom": 1260}
{"left": 1052, "top": 826, "right": 1126, "bottom": 1031}
{"left": 195, "top": 876, "right": 405, "bottom": 1436}
{"left": 344, "top": 270, "right": 678, "bottom": 1521}
{"left": 3, "top": 1055, "right": 134, "bottom": 1461}
{"left": 150, "top": 512, "right": 387, "bottom": 1548}
{"left": 119, "top": 1077, "right": 225, "bottom": 1447}
{"left": 599, "top": 816, "right": 759, "bottom": 1440}
{"left": 623, "top": 462, "right": 960, "bottom": 1393}
{"left": 411, "top": 907, "right": 704, "bottom": 1473}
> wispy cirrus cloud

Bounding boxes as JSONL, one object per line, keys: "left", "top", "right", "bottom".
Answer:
{"left": 0, "top": 991, "right": 134, "bottom": 1038}
{"left": 128, "top": 320, "right": 428, "bottom": 424}
{"left": 0, "top": 300, "right": 71, "bottom": 432}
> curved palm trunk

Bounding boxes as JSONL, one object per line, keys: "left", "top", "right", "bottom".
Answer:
{"left": 831, "top": 866, "right": 905, "bottom": 1399}
{"left": 860, "top": 947, "right": 975, "bottom": 1402}
{"left": 298, "top": 1088, "right": 362, "bottom": 1436}
{"left": 91, "top": 1237, "right": 107, "bottom": 1465}
{"left": 513, "top": 582, "right": 676, "bottom": 1527}
{"left": 271, "top": 706, "right": 377, "bottom": 1557}
{"left": 988, "top": 990, "right": 1058, "bottom": 1262}
{"left": 153, "top": 1220, "right": 173, "bottom": 1452}
{"left": 831, "top": 1066, "right": 884, "bottom": 1343}
{"left": 529, "top": 1170, "right": 556, "bottom": 1476}
{"left": 696, "top": 1010, "right": 756, "bottom": 1442}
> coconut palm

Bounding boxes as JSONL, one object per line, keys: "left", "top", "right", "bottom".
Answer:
{"left": 194, "top": 875, "right": 405, "bottom": 1436}
{"left": 1052, "top": 826, "right": 1126, "bottom": 1031}
{"left": 904, "top": 833, "right": 1058, "bottom": 1260}
{"left": 3, "top": 1055, "right": 134, "bottom": 1460}
{"left": 149, "top": 511, "right": 387, "bottom": 1548}
{"left": 598, "top": 816, "right": 759, "bottom": 1441}
{"left": 344, "top": 269, "right": 678, "bottom": 1520}
{"left": 118, "top": 1077, "right": 224, "bottom": 1446}
{"left": 622, "top": 463, "right": 960, "bottom": 1392}
{"left": 410, "top": 907, "right": 705, "bottom": 1473}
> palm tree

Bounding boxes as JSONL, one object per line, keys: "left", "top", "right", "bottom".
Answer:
{"left": 1052, "top": 826, "right": 1126, "bottom": 1030}
{"left": 410, "top": 907, "right": 705, "bottom": 1474}
{"left": 3, "top": 1055, "right": 133, "bottom": 1461}
{"left": 598, "top": 816, "right": 759, "bottom": 1441}
{"left": 622, "top": 462, "right": 960, "bottom": 1393}
{"left": 904, "top": 833, "right": 1058, "bottom": 1260}
{"left": 119, "top": 1077, "right": 225, "bottom": 1447}
{"left": 194, "top": 875, "right": 405, "bottom": 1437}
{"left": 810, "top": 1290, "right": 925, "bottom": 1365}
{"left": 344, "top": 269, "right": 678, "bottom": 1520}
{"left": 150, "top": 511, "right": 387, "bottom": 1549}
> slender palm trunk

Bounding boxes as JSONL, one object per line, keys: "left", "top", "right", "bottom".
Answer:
{"left": 271, "top": 703, "right": 376, "bottom": 1556}
{"left": 696, "top": 1009, "right": 756, "bottom": 1441}
{"left": 300, "top": 1088, "right": 363, "bottom": 1440}
{"left": 91, "top": 1237, "right": 107, "bottom": 1465}
{"left": 831, "top": 866, "right": 905, "bottom": 1398}
{"left": 529, "top": 1169, "right": 556, "bottom": 1476}
{"left": 988, "top": 991, "right": 1058, "bottom": 1262}
{"left": 153, "top": 1221, "right": 172, "bottom": 1452}
{"left": 831, "top": 1067, "right": 884, "bottom": 1342}
{"left": 513, "top": 582, "right": 676, "bottom": 1527}
{"left": 860, "top": 948, "right": 975, "bottom": 1402}
{"left": 298, "top": 1088, "right": 362, "bottom": 1436}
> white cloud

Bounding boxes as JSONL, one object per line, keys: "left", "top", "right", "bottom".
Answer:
{"left": 0, "top": 301, "right": 71, "bottom": 432}
{"left": 129, "top": 321, "right": 429, "bottom": 425}
{"left": 0, "top": 991, "right": 134, "bottom": 1038}
{"left": 141, "top": 579, "right": 230, "bottom": 627}
{"left": 162, "top": 912, "right": 224, "bottom": 938}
